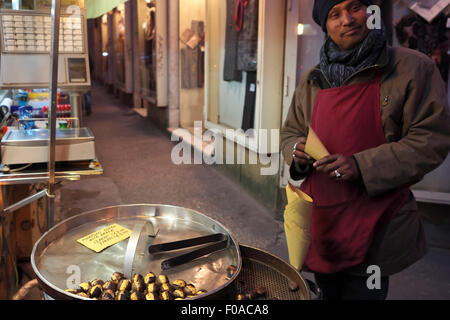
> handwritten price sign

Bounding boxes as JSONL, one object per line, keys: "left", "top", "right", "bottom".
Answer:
{"left": 77, "top": 224, "right": 131, "bottom": 253}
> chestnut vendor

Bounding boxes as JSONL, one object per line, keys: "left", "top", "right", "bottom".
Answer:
{"left": 280, "top": 0, "right": 450, "bottom": 300}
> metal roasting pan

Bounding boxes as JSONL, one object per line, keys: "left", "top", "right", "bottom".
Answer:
{"left": 31, "top": 204, "right": 242, "bottom": 300}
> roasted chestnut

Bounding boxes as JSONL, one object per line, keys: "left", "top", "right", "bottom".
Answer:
{"left": 159, "top": 290, "right": 174, "bottom": 301}
{"left": 101, "top": 289, "right": 115, "bottom": 300}
{"left": 173, "top": 289, "right": 185, "bottom": 299}
{"left": 160, "top": 283, "right": 174, "bottom": 293}
{"left": 196, "top": 289, "right": 208, "bottom": 296}
{"left": 116, "top": 291, "right": 130, "bottom": 300}
{"left": 145, "top": 292, "right": 158, "bottom": 300}
{"left": 132, "top": 280, "right": 146, "bottom": 292}
{"left": 91, "top": 279, "right": 104, "bottom": 287}
{"left": 288, "top": 280, "right": 299, "bottom": 292}
{"left": 146, "top": 282, "right": 159, "bottom": 294}
{"left": 156, "top": 274, "right": 169, "bottom": 285}
{"left": 236, "top": 293, "right": 247, "bottom": 300}
{"left": 130, "top": 291, "right": 145, "bottom": 300}
{"left": 79, "top": 282, "right": 91, "bottom": 293}
{"left": 172, "top": 279, "right": 186, "bottom": 289}
{"left": 89, "top": 284, "right": 103, "bottom": 298}
{"left": 117, "top": 279, "right": 132, "bottom": 292}
{"left": 77, "top": 292, "right": 90, "bottom": 298}
{"left": 132, "top": 273, "right": 144, "bottom": 283}
{"left": 65, "top": 288, "right": 80, "bottom": 295}
{"left": 111, "top": 272, "right": 125, "bottom": 283}
{"left": 255, "top": 286, "right": 267, "bottom": 298}
{"left": 102, "top": 280, "right": 117, "bottom": 292}
{"left": 183, "top": 284, "right": 197, "bottom": 296}
{"left": 144, "top": 272, "right": 156, "bottom": 285}
{"left": 246, "top": 292, "right": 255, "bottom": 300}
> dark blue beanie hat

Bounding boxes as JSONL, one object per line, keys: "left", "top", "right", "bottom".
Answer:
{"left": 313, "top": 0, "right": 373, "bottom": 32}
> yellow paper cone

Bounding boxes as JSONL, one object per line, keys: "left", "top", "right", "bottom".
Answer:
{"left": 283, "top": 183, "right": 313, "bottom": 271}
{"left": 305, "top": 127, "right": 330, "bottom": 160}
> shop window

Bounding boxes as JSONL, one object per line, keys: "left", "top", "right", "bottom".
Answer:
{"left": 205, "top": 0, "right": 284, "bottom": 154}
{"left": 136, "top": 0, "right": 157, "bottom": 99}
{"left": 114, "top": 5, "right": 126, "bottom": 87}
{"left": 179, "top": 0, "right": 205, "bottom": 131}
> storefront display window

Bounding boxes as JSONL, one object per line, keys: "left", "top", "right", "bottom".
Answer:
{"left": 205, "top": 0, "right": 284, "bottom": 153}
{"left": 137, "top": 0, "right": 156, "bottom": 97}
{"left": 114, "top": 4, "right": 126, "bottom": 86}
{"left": 206, "top": 0, "right": 259, "bottom": 131}
{"left": 179, "top": 0, "right": 205, "bottom": 130}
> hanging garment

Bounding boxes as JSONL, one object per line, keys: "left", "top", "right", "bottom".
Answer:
{"left": 235, "top": 0, "right": 259, "bottom": 72}
{"left": 224, "top": 0, "right": 243, "bottom": 82}
{"left": 181, "top": 46, "right": 203, "bottom": 89}
{"left": 144, "top": 5, "right": 156, "bottom": 68}
{"left": 300, "top": 70, "right": 410, "bottom": 274}
{"left": 241, "top": 71, "right": 257, "bottom": 130}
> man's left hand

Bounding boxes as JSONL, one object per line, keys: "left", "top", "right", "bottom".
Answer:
{"left": 313, "top": 154, "right": 361, "bottom": 182}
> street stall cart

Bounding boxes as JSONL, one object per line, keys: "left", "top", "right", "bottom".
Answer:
{"left": 3, "top": 0, "right": 316, "bottom": 301}
{"left": 0, "top": 0, "right": 102, "bottom": 299}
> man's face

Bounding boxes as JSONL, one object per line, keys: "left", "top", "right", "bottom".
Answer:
{"left": 326, "top": 0, "right": 370, "bottom": 50}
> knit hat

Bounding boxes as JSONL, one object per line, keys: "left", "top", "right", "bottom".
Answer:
{"left": 313, "top": 0, "right": 373, "bottom": 32}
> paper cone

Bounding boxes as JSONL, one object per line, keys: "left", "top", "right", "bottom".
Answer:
{"left": 284, "top": 183, "right": 313, "bottom": 271}
{"left": 305, "top": 127, "right": 330, "bottom": 160}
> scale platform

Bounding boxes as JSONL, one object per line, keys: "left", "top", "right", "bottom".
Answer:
{"left": 1, "top": 127, "right": 96, "bottom": 165}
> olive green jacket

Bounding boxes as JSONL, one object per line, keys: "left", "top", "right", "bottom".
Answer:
{"left": 280, "top": 45, "right": 450, "bottom": 276}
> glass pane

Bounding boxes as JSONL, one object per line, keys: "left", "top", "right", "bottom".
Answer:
{"left": 206, "top": 0, "right": 259, "bottom": 129}
{"left": 114, "top": 4, "right": 125, "bottom": 85}
{"left": 1, "top": 0, "right": 34, "bottom": 10}
{"left": 296, "top": 1, "right": 325, "bottom": 87}
{"left": 137, "top": 0, "right": 156, "bottom": 94}
{"left": 179, "top": 0, "right": 205, "bottom": 129}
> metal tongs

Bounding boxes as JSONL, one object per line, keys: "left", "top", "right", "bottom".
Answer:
{"left": 148, "top": 233, "right": 229, "bottom": 271}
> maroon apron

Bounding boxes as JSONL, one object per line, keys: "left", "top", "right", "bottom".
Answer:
{"left": 300, "top": 71, "right": 410, "bottom": 274}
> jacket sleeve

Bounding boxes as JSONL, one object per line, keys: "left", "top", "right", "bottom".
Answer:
{"left": 353, "top": 59, "right": 450, "bottom": 197}
{"left": 280, "top": 77, "right": 311, "bottom": 180}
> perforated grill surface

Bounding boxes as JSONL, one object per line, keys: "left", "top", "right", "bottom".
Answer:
{"left": 231, "top": 257, "right": 305, "bottom": 300}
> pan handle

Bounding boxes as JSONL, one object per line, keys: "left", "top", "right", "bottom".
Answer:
{"left": 305, "top": 279, "right": 322, "bottom": 299}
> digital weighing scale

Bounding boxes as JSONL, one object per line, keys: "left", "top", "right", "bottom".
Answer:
{"left": 1, "top": 127, "right": 95, "bottom": 165}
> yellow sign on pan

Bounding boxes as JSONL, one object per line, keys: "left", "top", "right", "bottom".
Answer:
{"left": 77, "top": 223, "right": 131, "bottom": 253}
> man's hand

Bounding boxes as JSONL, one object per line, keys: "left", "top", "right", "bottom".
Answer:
{"left": 292, "top": 137, "right": 315, "bottom": 166}
{"left": 313, "top": 154, "right": 361, "bottom": 182}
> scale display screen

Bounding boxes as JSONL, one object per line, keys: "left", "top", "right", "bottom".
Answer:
{"left": 67, "top": 57, "right": 86, "bottom": 83}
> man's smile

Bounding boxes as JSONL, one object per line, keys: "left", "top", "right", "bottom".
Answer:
{"left": 341, "top": 25, "right": 362, "bottom": 37}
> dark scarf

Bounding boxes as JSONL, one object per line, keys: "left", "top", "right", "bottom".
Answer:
{"left": 320, "top": 26, "right": 386, "bottom": 88}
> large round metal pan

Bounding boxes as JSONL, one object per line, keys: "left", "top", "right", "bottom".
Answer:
{"left": 31, "top": 204, "right": 241, "bottom": 300}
